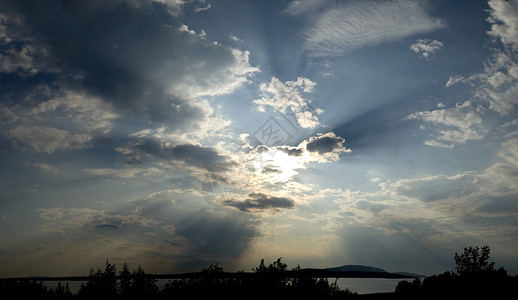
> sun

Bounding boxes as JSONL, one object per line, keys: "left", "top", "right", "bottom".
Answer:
{"left": 250, "top": 148, "right": 306, "bottom": 183}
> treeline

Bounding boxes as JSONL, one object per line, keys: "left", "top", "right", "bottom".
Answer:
{"left": 0, "top": 258, "right": 354, "bottom": 299}
{"left": 1, "top": 246, "right": 517, "bottom": 298}
{"left": 395, "top": 246, "right": 518, "bottom": 298}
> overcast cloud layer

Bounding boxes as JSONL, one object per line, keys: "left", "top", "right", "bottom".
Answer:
{"left": 1, "top": 0, "right": 518, "bottom": 278}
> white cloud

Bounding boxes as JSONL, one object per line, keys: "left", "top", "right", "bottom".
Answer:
{"left": 298, "top": 0, "right": 445, "bottom": 56}
{"left": 30, "top": 91, "right": 118, "bottom": 133}
{"left": 169, "top": 48, "right": 260, "bottom": 99}
{"left": 487, "top": 71, "right": 509, "bottom": 88}
{"left": 480, "top": 135, "right": 518, "bottom": 197}
{"left": 410, "top": 39, "right": 444, "bottom": 58}
{"left": 407, "top": 101, "right": 486, "bottom": 148}
{"left": 253, "top": 77, "right": 323, "bottom": 129}
{"left": 445, "top": 53, "right": 518, "bottom": 116}
{"left": 193, "top": 3, "right": 211, "bottom": 13}
{"left": 444, "top": 1, "right": 518, "bottom": 116}
{"left": 480, "top": 79, "right": 518, "bottom": 115}
{"left": 445, "top": 75, "right": 466, "bottom": 87}
{"left": 3, "top": 91, "right": 117, "bottom": 152}
{"left": 178, "top": 23, "right": 206, "bottom": 39}
{"left": 152, "top": 0, "right": 188, "bottom": 16}
{"left": 9, "top": 126, "right": 92, "bottom": 153}
{"left": 236, "top": 132, "right": 349, "bottom": 192}
{"left": 229, "top": 35, "right": 241, "bottom": 42}
{"left": 487, "top": 0, "right": 518, "bottom": 50}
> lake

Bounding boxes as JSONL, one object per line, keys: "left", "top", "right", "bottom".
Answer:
{"left": 44, "top": 277, "right": 410, "bottom": 295}
{"left": 335, "top": 277, "right": 408, "bottom": 294}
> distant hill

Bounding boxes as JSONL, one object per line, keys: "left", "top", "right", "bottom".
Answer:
{"left": 326, "top": 265, "right": 387, "bottom": 273}
{"left": 294, "top": 264, "right": 417, "bottom": 279}
{"left": 301, "top": 265, "right": 417, "bottom": 279}
{"left": 3, "top": 264, "right": 418, "bottom": 283}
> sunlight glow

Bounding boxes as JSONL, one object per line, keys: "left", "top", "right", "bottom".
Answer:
{"left": 250, "top": 149, "right": 306, "bottom": 183}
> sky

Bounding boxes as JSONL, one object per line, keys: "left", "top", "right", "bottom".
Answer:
{"left": 1, "top": 0, "right": 518, "bottom": 277}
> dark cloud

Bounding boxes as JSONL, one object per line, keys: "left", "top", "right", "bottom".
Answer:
{"left": 475, "top": 195, "right": 518, "bottom": 215}
{"left": 462, "top": 214, "right": 518, "bottom": 227}
{"left": 225, "top": 192, "right": 295, "bottom": 211}
{"left": 255, "top": 145, "right": 270, "bottom": 154}
{"left": 94, "top": 224, "right": 119, "bottom": 230}
{"left": 277, "top": 146, "right": 303, "bottom": 156}
{"left": 123, "top": 138, "right": 235, "bottom": 172}
{"left": 262, "top": 166, "right": 282, "bottom": 174}
{"left": 0, "top": 0, "right": 257, "bottom": 133}
{"left": 306, "top": 132, "right": 346, "bottom": 154}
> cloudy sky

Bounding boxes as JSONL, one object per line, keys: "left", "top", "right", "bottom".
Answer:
{"left": 1, "top": 0, "right": 518, "bottom": 277}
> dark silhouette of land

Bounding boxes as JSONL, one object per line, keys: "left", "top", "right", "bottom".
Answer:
{"left": 1, "top": 246, "right": 517, "bottom": 298}
{"left": 393, "top": 245, "right": 518, "bottom": 298}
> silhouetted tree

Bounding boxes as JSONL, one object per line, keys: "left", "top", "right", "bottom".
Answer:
{"left": 118, "top": 262, "right": 132, "bottom": 296}
{"left": 49, "top": 282, "right": 73, "bottom": 298}
{"left": 396, "top": 245, "right": 517, "bottom": 298}
{"left": 252, "top": 257, "right": 289, "bottom": 291}
{"left": 130, "top": 265, "right": 158, "bottom": 297}
{"left": 421, "top": 271, "right": 456, "bottom": 296}
{"left": 202, "top": 263, "right": 224, "bottom": 274}
{"left": 395, "top": 277, "right": 422, "bottom": 295}
{"left": 78, "top": 259, "right": 117, "bottom": 297}
{"left": 454, "top": 245, "right": 495, "bottom": 276}
{"left": 248, "top": 257, "right": 352, "bottom": 297}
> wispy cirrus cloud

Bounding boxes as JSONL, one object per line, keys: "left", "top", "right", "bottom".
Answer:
{"left": 288, "top": 0, "right": 445, "bottom": 56}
